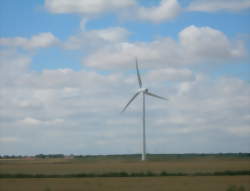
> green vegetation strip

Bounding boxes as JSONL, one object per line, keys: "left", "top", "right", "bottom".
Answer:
{"left": 0, "top": 170, "right": 249, "bottom": 178}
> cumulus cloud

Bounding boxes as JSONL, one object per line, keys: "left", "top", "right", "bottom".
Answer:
{"left": 45, "top": 0, "right": 135, "bottom": 15}
{"left": 0, "top": 50, "right": 32, "bottom": 87}
{"left": 135, "top": 0, "right": 181, "bottom": 23}
{"left": 83, "top": 25, "right": 246, "bottom": 69}
{"left": 64, "top": 27, "right": 130, "bottom": 50}
{"left": 0, "top": 137, "right": 19, "bottom": 143}
{"left": 20, "top": 117, "right": 42, "bottom": 126}
{"left": 187, "top": 0, "right": 250, "bottom": 12}
{"left": 0, "top": 33, "right": 59, "bottom": 50}
{"left": 179, "top": 25, "right": 246, "bottom": 59}
{"left": 20, "top": 117, "right": 64, "bottom": 126}
{"left": 146, "top": 68, "right": 195, "bottom": 82}
{"left": 45, "top": 0, "right": 181, "bottom": 23}
{"left": 44, "top": 0, "right": 250, "bottom": 23}
{"left": 152, "top": 75, "right": 250, "bottom": 143}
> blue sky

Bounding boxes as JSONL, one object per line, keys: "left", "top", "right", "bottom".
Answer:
{"left": 0, "top": 0, "right": 250, "bottom": 155}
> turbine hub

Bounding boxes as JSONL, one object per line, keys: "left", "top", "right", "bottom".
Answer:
{"left": 138, "top": 88, "right": 148, "bottom": 93}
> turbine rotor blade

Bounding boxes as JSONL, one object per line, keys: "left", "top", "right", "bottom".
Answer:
{"left": 146, "top": 91, "right": 168, "bottom": 100}
{"left": 121, "top": 92, "right": 140, "bottom": 113}
{"left": 135, "top": 58, "right": 142, "bottom": 88}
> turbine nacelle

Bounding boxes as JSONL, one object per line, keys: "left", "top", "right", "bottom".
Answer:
{"left": 138, "top": 88, "right": 148, "bottom": 93}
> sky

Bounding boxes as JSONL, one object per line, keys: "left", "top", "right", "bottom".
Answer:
{"left": 0, "top": 0, "right": 250, "bottom": 155}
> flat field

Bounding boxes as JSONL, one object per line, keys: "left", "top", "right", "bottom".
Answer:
{"left": 1, "top": 155, "right": 250, "bottom": 174}
{"left": 0, "top": 155, "right": 250, "bottom": 191}
{"left": 1, "top": 176, "right": 250, "bottom": 191}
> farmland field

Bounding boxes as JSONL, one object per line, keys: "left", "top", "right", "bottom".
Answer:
{"left": 1, "top": 155, "right": 250, "bottom": 175}
{"left": 0, "top": 154, "right": 250, "bottom": 191}
{"left": 1, "top": 176, "right": 250, "bottom": 191}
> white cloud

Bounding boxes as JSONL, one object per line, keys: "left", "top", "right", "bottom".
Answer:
{"left": 228, "top": 126, "right": 250, "bottom": 136}
{"left": 0, "top": 50, "right": 31, "bottom": 87}
{"left": 64, "top": 27, "right": 130, "bottom": 50}
{"left": 187, "top": 0, "right": 250, "bottom": 12}
{"left": 44, "top": 0, "right": 250, "bottom": 23}
{"left": 179, "top": 25, "right": 245, "bottom": 58}
{"left": 154, "top": 75, "right": 250, "bottom": 138}
{"left": 0, "top": 137, "right": 19, "bottom": 143}
{"left": 80, "top": 18, "right": 88, "bottom": 31}
{"left": 83, "top": 25, "right": 246, "bottom": 69}
{"left": 0, "top": 33, "right": 59, "bottom": 50}
{"left": 83, "top": 39, "right": 183, "bottom": 69}
{"left": 20, "top": 117, "right": 64, "bottom": 126}
{"left": 45, "top": 0, "right": 181, "bottom": 23}
{"left": 146, "top": 68, "right": 195, "bottom": 82}
{"left": 93, "top": 27, "right": 130, "bottom": 42}
{"left": 136, "top": 0, "right": 181, "bottom": 23}
{"left": 45, "top": 0, "right": 135, "bottom": 15}
{"left": 20, "top": 117, "right": 42, "bottom": 126}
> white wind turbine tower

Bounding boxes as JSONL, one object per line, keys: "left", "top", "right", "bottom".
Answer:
{"left": 121, "top": 58, "right": 168, "bottom": 161}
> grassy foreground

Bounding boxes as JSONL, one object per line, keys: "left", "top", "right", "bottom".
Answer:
{"left": 0, "top": 154, "right": 249, "bottom": 191}
{"left": 1, "top": 176, "right": 250, "bottom": 191}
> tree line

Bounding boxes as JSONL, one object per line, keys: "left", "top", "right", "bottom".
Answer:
{"left": 0, "top": 153, "right": 249, "bottom": 159}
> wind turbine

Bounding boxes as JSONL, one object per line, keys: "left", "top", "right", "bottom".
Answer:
{"left": 121, "top": 58, "right": 167, "bottom": 161}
